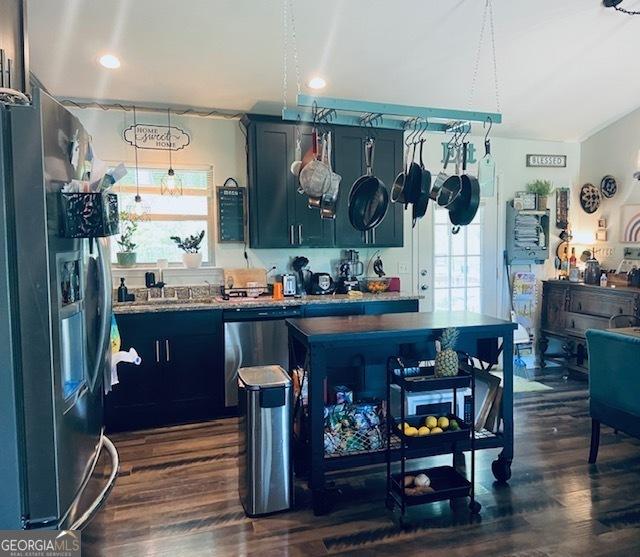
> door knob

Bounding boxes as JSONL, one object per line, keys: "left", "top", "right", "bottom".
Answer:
{"left": 420, "top": 284, "right": 429, "bottom": 291}
{"left": 420, "top": 270, "right": 428, "bottom": 277}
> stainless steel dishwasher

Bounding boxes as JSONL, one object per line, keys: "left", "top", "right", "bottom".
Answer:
{"left": 223, "top": 305, "right": 302, "bottom": 408}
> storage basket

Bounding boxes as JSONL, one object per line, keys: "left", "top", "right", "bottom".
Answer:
{"left": 324, "top": 401, "right": 385, "bottom": 457}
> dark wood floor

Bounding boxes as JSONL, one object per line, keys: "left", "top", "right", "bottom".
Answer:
{"left": 83, "top": 372, "right": 640, "bottom": 556}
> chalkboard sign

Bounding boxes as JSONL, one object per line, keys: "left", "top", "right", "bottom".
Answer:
{"left": 217, "top": 178, "right": 246, "bottom": 243}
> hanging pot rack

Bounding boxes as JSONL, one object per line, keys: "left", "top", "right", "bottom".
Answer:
{"left": 282, "top": 94, "right": 501, "bottom": 134}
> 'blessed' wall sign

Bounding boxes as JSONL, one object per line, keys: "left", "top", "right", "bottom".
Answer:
{"left": 123, "top": 124, "right": 191, "bottom": 151}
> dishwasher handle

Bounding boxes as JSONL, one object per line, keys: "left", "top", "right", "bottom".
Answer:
{"left": 223, "top": 306, "right": 303, "bottom": 322}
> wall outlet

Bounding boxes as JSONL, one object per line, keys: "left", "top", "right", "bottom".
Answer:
{"left": 398, "top": 263, "right": 409, "bottom": 274}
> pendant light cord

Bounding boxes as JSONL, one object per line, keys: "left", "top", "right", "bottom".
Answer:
{"left": 133, "top": 105, "right": 140, "bottom": 198}
{"left": 167, "top": 107, "right": 173, "bottom": 170}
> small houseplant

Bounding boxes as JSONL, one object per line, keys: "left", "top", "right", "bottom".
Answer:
{"left": 170, "top": 230, "right": 205, "bottom": 268}
{"left": 526, "top": 179, "right": 553, "bottom": 210}
{"left": 116, "top": 211, "right": 138, "bottom": 267}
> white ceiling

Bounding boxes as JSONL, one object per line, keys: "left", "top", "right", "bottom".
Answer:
{"left": 27, "top": 0, "right": 640, "bottom": 141}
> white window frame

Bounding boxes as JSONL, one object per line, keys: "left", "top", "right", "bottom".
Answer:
{"left": 110, "top": 162, "right": 216, "bottom": 267}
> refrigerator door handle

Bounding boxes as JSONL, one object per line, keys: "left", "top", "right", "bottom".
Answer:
{"left": 89, "top": 238, "right": 112, "bottom": 392}
{"left": 165, "top": 339, "right": 170, "bottom": 362}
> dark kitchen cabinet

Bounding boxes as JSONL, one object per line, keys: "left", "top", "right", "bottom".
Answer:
{"left": 333, "top": 126, "right": 404, "bottom": 248}
{"left": 245, "top": 117, "right": 333, "bottom": 248}
{"left": 105, "top": 310, "right": 224, "bottom": 432}
{"left": 243, "top": 115, "right": 404, "bottom": 249}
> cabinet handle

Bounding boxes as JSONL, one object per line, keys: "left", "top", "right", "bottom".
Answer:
{"left": 289, "top": 225, "right": 295, "bottom": 245}
{"left": 578, "top": 302, "right": 582, "bottom": 311}
{"left": 155, "top": 340, "right": 160, "bottom": 363}
{"left": 165, "top": 339, "right": 170, "bottom": 362}
{"left": 364, "top": 231, "right": 369, "bottom": 244}
{"left": 371, "top": 228, "right": 376, "bottom": 244}
{"left": 298, "top": 224, "right": 303, "bottom": 245}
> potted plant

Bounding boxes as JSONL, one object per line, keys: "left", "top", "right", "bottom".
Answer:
{"left": 526, "top": 179, "right": 553, "bottom": 210}
{"left": 116, "top": 211, "right": 139, "bottom": 267}
{"left": 170, "top": 230, "right": 205, "bottom": 269}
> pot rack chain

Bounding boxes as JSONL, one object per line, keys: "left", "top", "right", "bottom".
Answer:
{"left": 604, "top": 0, "right": 640, "bottom": 15}
{"left": 468, "top": 0, "right": 501, "bottom": 114}
{"left": 282, "top": 0, "right": 302, "bottom": 111}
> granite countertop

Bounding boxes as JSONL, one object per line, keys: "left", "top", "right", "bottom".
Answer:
{"left": 113, "top": 292, "right": 422, "bottom": 315}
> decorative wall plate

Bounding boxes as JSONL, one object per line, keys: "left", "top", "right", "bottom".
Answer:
{"left": 600, "top": 175, "right": 617, "bottom": 198}
{"left": 580, "top": 183, "right": 601, "bottom": 214}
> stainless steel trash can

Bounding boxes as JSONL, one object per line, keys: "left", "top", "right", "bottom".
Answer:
{"left": 238, "top": 365, "right": 292, "bottom": 517}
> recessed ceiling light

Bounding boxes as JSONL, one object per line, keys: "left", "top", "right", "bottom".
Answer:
{"left": 99, "top": 54, "right": 121, "bottom": 69}
{"left": 308, "top": 76, "right": 326, "bottom": 90}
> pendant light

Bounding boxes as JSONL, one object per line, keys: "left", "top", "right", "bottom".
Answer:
{"left": 160, "top": 107, "right": 183, "bottom": 195}
{"left": 132, "top": 105, "right": 145, "bottom": 217}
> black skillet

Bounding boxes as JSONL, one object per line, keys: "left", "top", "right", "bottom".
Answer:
{"left": 391, "top": 140, "right": 411, "bottom": 204}
{"left": 412, "top": 139, "right": 431, "bottom": 227}
{"left": 449, "top": 142, "right": 480, "bottom": 232}
{"left": 403, "top": 141, "right": 422, "bottom": 206}
{"left": 348, "top": 138, "right": 389, "bottom": 231}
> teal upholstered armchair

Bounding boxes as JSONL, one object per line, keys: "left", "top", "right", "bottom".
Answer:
{"left": 586, "top": 329, "right": 640, "bottom": 464}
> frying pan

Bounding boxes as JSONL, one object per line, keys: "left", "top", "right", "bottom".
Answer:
{"left": 430, "top": 144, "right": 459, "bottom": 208}
{"left": 403, "top": 141, "right": 422, "bottom": 205}
{"left": 412, "top": 139, "right": 431, "bottom": 227}
{"left": 348, "top": 138, "right": 389, "bottom": 231}
{"left": 449, "top": 142, "right": 480, "bottom": 230}
{"left": 390, "top": 141, "right": 410, "bottom": 203}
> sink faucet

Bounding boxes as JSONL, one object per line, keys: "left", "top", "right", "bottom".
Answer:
{"left": 204, "top": 280, "right": 214, "bottom": 297}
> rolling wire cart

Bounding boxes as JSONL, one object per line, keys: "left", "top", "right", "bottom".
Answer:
{"left": 385, "top": 356, "right": 481, "bottom": 525}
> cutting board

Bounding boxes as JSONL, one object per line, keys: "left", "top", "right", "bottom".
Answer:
{"left": 223, "top": 268, "right": 267, "bottom": 288}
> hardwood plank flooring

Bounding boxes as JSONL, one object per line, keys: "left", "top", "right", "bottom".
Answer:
{"left": 83, "top": 372, "right": 640, "bottom": 556}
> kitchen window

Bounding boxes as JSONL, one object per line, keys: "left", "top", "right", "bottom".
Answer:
{"left": 432, "top": 204, "right": 483, "bottom": 313}
{"left": 111, "top": 165, "right": 214, "bottom": 264}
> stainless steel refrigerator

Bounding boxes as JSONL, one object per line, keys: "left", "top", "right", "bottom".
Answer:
{"left": 0, "top": 88, "right": 114, "bottom": 530}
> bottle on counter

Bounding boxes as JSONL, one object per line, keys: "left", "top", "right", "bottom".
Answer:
{"left": 600, "top": 271, "right": 608, "bottom": 287}
{"left": 569, "top": 247, "right": 577, "bottom": 269}
{"left": 117, "top": 277, "right": 128, "bottom": 302}
{"left": 560, "top": 246, "right": 569, "bottom": 278}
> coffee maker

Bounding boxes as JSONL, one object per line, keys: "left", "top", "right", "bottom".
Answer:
{"left": 335, "top": 250, "right": 363, "bottom": 294}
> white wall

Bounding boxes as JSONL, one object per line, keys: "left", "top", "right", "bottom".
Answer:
{"left": 73, "top": 106, "right": 580, "bottom": 314}
{"left": 579, "top": 105, "right": 640, "bottom": 268}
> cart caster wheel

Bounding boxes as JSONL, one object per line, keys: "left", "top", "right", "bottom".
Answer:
{"left": 469, "top": 500, "right": 482, "bottom": 514}
{"left": 492, "top": 458, "right": 512, "bottom": 483}
{"left": 385, "top": 495, "right": 395, "bottom": 511}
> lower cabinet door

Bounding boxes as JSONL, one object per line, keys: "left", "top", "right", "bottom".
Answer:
{"left": 104, "top": 330, "right": 166, "bottom": 432}
{"left": 163, "top": 332, "right": 222, "bottom": 423}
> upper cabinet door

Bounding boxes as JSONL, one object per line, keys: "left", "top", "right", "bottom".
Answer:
{"left": 332, "top": 127, "right": 367, "bottom": 248}
{"left": 248, "top": 122, "right": 294, "bottom": 248}
{"left": 292, "top": 127, "right": 335, "bottom": 247}
{"left": 365, "top": 129, "right": 404, "bottom": 248}
{"left": 333, "top": 127, "right": 404, "bottom": 248}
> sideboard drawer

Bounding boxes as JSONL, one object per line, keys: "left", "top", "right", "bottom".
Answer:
{"left": 569, "top": 290, "right": 637, "bottom": 319}
{"left": 565, "top": 311, "right": 609, "bottom": 337}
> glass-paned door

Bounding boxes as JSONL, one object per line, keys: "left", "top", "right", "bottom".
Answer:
{"left": 433, "top": 206, "right": 483, "bottom": 312}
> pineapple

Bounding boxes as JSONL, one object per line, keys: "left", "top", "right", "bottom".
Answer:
{"left": 434, "top": 328, "right": 459, "bottom": 377}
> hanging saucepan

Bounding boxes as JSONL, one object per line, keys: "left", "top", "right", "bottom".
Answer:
{"left": 390, "top": 132, "right": 413, "bottom": 204}
{"left": 412, "top": 139, "right": 431, "bottom": 227}
{"left": 299, "top": 131, "right": 332, "bottom": 198}
{"left": 430, "top": 142, "right": 460, "bottom": 208}
{"left": 449, "top": 142, "right": 480, "bottom": 233}
{"left": 403, "top": 138, "right": 422, "bottom": 206}
{"left": 348, "top": 138, "right": 389, "bottom": 231}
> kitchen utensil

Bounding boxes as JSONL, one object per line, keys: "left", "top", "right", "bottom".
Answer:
{"left": 478, "top": 120, "right": 496, "bottom": 197}
{"left": 281, "top": 274, "right": 297, "bottom": 296}
{"left": 412, "top": 139, "right": 431, "bottom": 227}
{"left": 580, "top": 183, "right": 601, "bottom": 214}
{"left": 246, "top": 281, "right": 264, "bottom": 298}
{"left": 391, "top": 135, "right": 413, "bottom": 204}
{"left": 291, "top": 256, "right": 309, "bottom": 294}
{"left": 348, "top": 138, "right": 389, "bottom": 231}
{"left": 372, "top": 254, "right": 385, "bottom": 277}
{"left": 335, "top": 263, "right": 361, "bottom": 294}
{"left": 403, "top": 141, "right": 422, "bottom": 205}
{"left": 600, "top": 175, "right": 617, "bottom": 198}
{"left": 144, "top": 271, "right": 156, "bottom": 288}
{"left": 308, "top": 272, "right": 335, "bottom": 295}
{"left": 299, "top": 131, "right": 332, "bottom": 197}
{"left": 272, "top": 282, "right": 284, "bottom": 300}
{"left": 430, "top": 144, "right": 460, "bottom": 209}
{"left": 320, "top": 132, "right": 341, "bottom": 219}
{"left": 290, "top": 127, "right": 303, "bottom": 176}
{"left": 449, "top": 143, "right": 480, "bottom": 229}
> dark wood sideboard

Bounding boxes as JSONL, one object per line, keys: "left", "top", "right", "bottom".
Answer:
{"left": 539, "top": 280, "right": 640, "bottom": 375}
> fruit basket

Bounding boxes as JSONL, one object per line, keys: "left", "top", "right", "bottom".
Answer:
{"left": 390, "top": 413, "right": 470, "bottom": 448}
{"left": 361, "top": 276, "right": 391, "bottom": 293}
{"left": 388, "top": 358, "right": 471, "bottom": 392}
{"left": 389, "top": 465, "right": 471, "bottom": 506}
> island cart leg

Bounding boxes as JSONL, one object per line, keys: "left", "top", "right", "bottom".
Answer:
{"left": 492, "top": 332, "right": 514, "bottom": 483}
{"left": 308, "top": 345, "right": 331, "bottom": 515}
